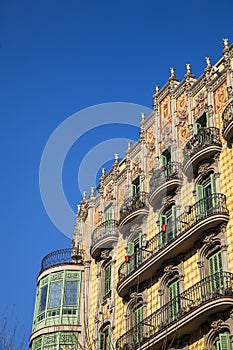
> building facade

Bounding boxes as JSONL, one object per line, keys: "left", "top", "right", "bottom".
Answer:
{"left": 30, "top": 38, "right": 233, "bottom": 350}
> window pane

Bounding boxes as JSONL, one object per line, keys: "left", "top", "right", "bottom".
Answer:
{"left": 49, "top": 281, "right": 62, "bottom": 308}
{"left": 64, "top": 281, "right": 78, "bottom": 306}
{"left": 39, "top": 285, "right": 48, "bottom": 312}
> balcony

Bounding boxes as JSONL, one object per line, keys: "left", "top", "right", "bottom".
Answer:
{"left": 117, "top": 193, "right": 228, "bottom": 297}
{"left": 40, "top": 248, "right": 84, "bottom": 273}
{"left": 183, "top": 127, "right": 222, "bottom": 177}
{"left": 119, "top": 192, "right": 149, "bottom": 234}
{"left": 222, "top": 100, "right": 233, "bottom": 146}
{"left": 116, "top": 272, "right": 233, "bottom": 350}
{"left": 148, "top": 162, "right": 183, "bottom": 207}
{"left": 90, "top": 219, "right": 119, "bottom": 259}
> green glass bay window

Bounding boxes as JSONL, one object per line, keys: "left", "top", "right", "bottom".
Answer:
{"left": 32, "top": 270, "right": 82, "bottom": 332}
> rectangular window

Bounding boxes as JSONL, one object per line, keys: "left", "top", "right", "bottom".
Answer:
{"left": 39, "top": 285, "right": 48, "bottom": 313}
{"left": 131, "top": 176, "right": 141, "bottom": 196}
{"left": 133, "top": 305, "right": 143, "bottom": 344}
{"left": 159, "top": 205, "right": 176, "bottom": 248}
{"left": 104, "top": 264, "right": 112, "bottom": 299}
{"left": 48, "top": 281, "right": 62, "bottom": 308}
{"left": 168, "top": 279, "right": 180, "bottom": 321}
{"left": 208, "top": 250, "right": 224, "bottom": 293}
{"left": 64, "top": 281, "right": 78, "bottom": 306}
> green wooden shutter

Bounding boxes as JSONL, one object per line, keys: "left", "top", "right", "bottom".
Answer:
{"left": 159, "top": 215, "right": 167, "bottom": 248}
{"left": 208, "top": 250, "right": 223, "bottom": 293}
{"left": 206, "top": 112, "right": 210, "bottom": 128}
{"left": 171, "top": 205, "right": 176, "bottom": 238}
{"left": 217, "top": 333, "right": 232, "bottom": 350}
{"left": 168, "top": 280, "right": 180, "bottom": 321}
{"left": 104, "top": 264, "right": 112, "bottom": 299}
{"left": 210, "top": 173, "right": 216, "bottom": 212}
{"left": 160, "top": 155, "right": 167, "bottom": 179}
{"left": 139, "top": 176, "right": 142, "bottom": 192}
{"left": 160, "top": 155, "right": 167, "bottom": 167}
{"left": 194, "top": 122, "right": 201, "bottom": 134}
{"left": 134, "top": 306, "right": 143, "bottom": 343}
{"left": 127, "top": 242, "right": 135, "bottom": 273}
{"left": 196, "top": 184, "right": 204, "bottom": 218}
{"left": 131, "top": 184, "right": 137, "bottom": 196}
{"left": 98, "top": 332, "right": 106, "bottom": 350}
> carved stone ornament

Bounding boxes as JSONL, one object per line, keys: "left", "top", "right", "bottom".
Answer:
{"left": 130, "top": 292, "right": 138, "bottom": 300}
{"left": 163, "top": 264, "right": 174, "bottom": 275}
{"left": 131, "top": 157, "right": 142, "bottom": 179}
{"left": 105, "top": 183, "right": 114, "bottom": 201}
{"left": 203, "top": 233, "right": 215, "bottom": 248}
{"left": 198, "top": 162, "right": 211, "bottom": 176}
{"left": 100, "top": 250, "right": 110, "bottom": 260}
{"left": 211, "top": 319, "right": 224, "bottom": 332}
{"left": 77, "top": 200, "right": 88, "bottom": 221}
{"left": 194, "top": 90, "right": 208, "bottom": 117}
{"left": 161, "top": 195, "right": 172, "bottom": 208}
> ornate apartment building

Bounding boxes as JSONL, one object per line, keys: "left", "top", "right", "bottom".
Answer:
{"left": 30, "top": 39, "right": 233, "bottom": 350}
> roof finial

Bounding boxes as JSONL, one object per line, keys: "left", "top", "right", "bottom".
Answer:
{"left": 101, "top": 168, "right": 106, "bottom": 176}
{"left": 90, "top": 186, "right": 95, "bottom": 197}
{"left": 140, "top": 112, "right": 145, "bottom": 121}
{"left": 205, "top": 56, "right": 212, "bottom": 68}
{"left": 83, "top": 191, "right": 87, "bottom": 200}
{"left": 223, "top": 38, "right": 229, "bottom": 49}
{"left": 127, "top": 141, "right": 132, "bottom": 151}
{"left": 114, "top": 153, "right": 119, "bottom": 163}
{"left": 155, "top": 85, "right": 160, "bottom": 94}
{"left": 186, "top": 63, "right": 191, "bottom": 74}
{"left": 170, "top": 67, "right": 176, "bottom": 77}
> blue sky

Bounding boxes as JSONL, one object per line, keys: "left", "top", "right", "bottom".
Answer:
{"left": 0, "top": 0, "right": 233, "bottom": 345}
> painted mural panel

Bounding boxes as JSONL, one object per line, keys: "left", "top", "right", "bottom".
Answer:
{"left": 176, "top": 91, "right": 189, "bottom": 148}
{"left": 159, "top": 94, "right": 172, "bottom": 152}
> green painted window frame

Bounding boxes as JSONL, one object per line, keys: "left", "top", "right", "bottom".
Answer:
{"left": 39, "top": 284, "right": 48, "bottom": 313}
{"left": 133, "top": 305, "right": 143, "bottom": 344}
{"left": 127, "top": 234, "right": 142, "bottom": 273}
{"left": 168, "top": 279, "right": 180, "bottom": 321}
{"left": 131, "top": 176, "right": 141, "bottom": 196}
{"left": 196, "top": 173, "right": 216, "bottom": 218}
{"left": 159, "top": 205, "right": 176, "bottom": 247}
{"left": 33, "top": 270, "right": 82, "bottom": 331}
{"left": 208, "top": 249, "right": 224, "bottom": 293}
{"left": 104, "top": 263, "right": 112, "bottom": 299}
{"left": 98, "top": 324, "right": 111, "bottom": 350}
{"left": 216, "top": 332, "right": 232, "bottom": 350}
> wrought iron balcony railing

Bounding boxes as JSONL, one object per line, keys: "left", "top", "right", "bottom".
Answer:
{"left": 183, "top": 127, "right": 221, "bottom": 164}
{"left": 149, "top": 162, "right": 183, "bottom": 190}
{"left": 40, "top": 248, "right": 84, "bottom": 272}
{"left": 222, "top": 100, "right": 233, "bottom": 144}
{"left": 116, "top": 272, "right": 233, "bottom": 349}
{"left": 91, "top": 219, "right": 119, "bottom": 246}
{"left": 119, "top": 192, "right": 148, "bottom": 223}
{"left": 118, "top": 193, "right": 228, "bottom": 283}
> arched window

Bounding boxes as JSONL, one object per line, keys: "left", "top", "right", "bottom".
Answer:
{"left": 127, "top": 297, "right": 144, "bottom": 345}
{"left": 98, "top": 322, "right": 111, "bottom": 350}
